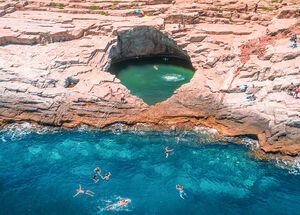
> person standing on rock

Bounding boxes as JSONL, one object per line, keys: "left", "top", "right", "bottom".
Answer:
{"left": 245, "top": 4, "right": 248, "bottom": 13}
{"left": 254, "top": 3, "right": 258, "bottom": 13}
{"left": 294, "top": 86, "right": 300, "bottom": 98}
{"left": 288, "top": 82, "right": 295, "bottom": 95}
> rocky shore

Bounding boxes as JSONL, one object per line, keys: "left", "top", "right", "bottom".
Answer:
{"left": 0, "top": 0, "right": 299, "bottom": 158}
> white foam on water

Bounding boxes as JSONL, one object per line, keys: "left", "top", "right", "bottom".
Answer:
{"left": 243, "top": 138, "right": 259, "bottom": 150}
{"left": 1, "top": 122, "right": 33, "bottom": 141}
{"left": 275, "top": 157, "right": 300, "bottom": 175}
{"left": 0, "top": 122, "right": 60, "bottom": 141}
{"left": 193, "top": 126, "right": 218, "bottom": 135}
{"left": 162, "top": 74, "right": 185, "bottom": 82}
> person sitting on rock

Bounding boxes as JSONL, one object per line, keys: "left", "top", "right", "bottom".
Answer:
{"left": 120, "top": 92, "right": 127, "bottom": 104}
{"left": 294, "top": 86, "right": 300, "bottom": 98}
{"left": 246, "top": 94, "right": 257, "bottom": 101}
{"left": 290, "top": 34, "right": 298, "bottom": 48}
{"left": 288, "top": 82, "right": 295, "bottom": 95}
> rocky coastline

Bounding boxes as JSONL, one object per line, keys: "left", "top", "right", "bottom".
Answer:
{"left": 0, "top": 0, "right": 299, "bottom": 158}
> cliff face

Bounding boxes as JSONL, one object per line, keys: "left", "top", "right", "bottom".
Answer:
{"left": 0, "top": 0, "right": 300, "bottom": 158}
{"left": 105, "top": 26, "right": 191, "bottom": 70}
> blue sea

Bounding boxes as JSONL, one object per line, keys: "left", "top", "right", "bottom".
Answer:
{"left": 0, "top": 125, "right": 300, "bottom": 215}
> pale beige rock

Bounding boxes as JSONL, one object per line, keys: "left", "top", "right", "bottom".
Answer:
{"left": 0, "top": 0, "right": 300, "bottom": 158}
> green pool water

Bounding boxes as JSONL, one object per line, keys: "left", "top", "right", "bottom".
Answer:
{"left": 112, "top": 61, "right": 194, "bottom": 105}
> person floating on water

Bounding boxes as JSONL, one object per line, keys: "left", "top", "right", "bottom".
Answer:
{"left": 153, "top": 65, "right": 159, "bottom": 71}
{"left": 106, "top": 199, "right": 131, "bottom": 211}
{"left": 73, "top": 184, "right": 94, "bottom": 197}
{"left": 93, "top": 175, "right": 99, "bottom": 183}
{"left": 101, "top": 172, "right": 111, "bottom": 180}
{"left": 165, "top": 146, "right": 174, "bottom": 158}
{"left": 94, "top": 166, "right": 101, "bottom": 176}
{"left": 171, "top": 125, "right": 177, "bottom": 134}
{"left": 176, "top": 184, "right": 187, "bottom": 199}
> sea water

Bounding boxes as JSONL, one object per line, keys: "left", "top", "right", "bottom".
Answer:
{"left": 114, "top": 64, "right": 194, "bottom": 105}
{"left": 0, "top": 128, "right": 300, "bottom": 215}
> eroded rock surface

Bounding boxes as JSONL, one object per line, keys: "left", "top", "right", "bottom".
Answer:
{"left": 0, "top": 0, "right": 300, "bottom": 157}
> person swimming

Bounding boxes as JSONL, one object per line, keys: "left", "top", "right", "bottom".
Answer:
{"left": 106, "top": 199, "right": 130, "bottom": 211}
{"left": 101, "top": 172, "right": 111, "bottom": 181}
{"left": 94, "top": 166, "right": 101, "bottom": 176}
{"left": 73, "top": 184, "right": 95, "bottom": 197}
{"left": 153, "top": 65, "right": 159, "bottom": 71}
{"left": 176, "top": 184, "right": 187, "bottom": 199}
{"left": 93, "top": 174, "right": 99, "bottom": 183}
{"left": 165, "top": 146, "right": 174, "bottom": 158}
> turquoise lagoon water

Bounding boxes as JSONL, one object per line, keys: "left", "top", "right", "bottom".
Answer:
{"left": 110, "top": 59, "right": 194, "bottom": 105}
{"left": 0, "top": 127, "right": 300, "bottom": 215}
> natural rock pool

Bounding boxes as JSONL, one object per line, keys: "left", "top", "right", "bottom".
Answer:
{"left": 0, "top": 128, "right": 300, "bottom": 215}
{"left": 109, "top": 58, "right": 194, "bottom": 105}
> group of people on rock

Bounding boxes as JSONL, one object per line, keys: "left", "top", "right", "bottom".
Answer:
{"left": 288, "top": 83, "right": 300, "bottom": 98}
{"left": 235, "top": 84, "right": 257, "bottom": 101}
{"left": 244, "top": 3, "right": 259, "bottom": 13}
{"left": 108, "top": 86, "right": 127, "bottom": 104}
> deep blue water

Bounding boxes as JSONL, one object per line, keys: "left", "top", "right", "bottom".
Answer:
{"left": 0, "top": 128, "right": 300, "bottom": 215}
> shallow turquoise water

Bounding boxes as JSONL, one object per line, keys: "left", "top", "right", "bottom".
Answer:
{"left": 115, "top": 64, "right": 194, "bottom": 105}
{"left": 0, "top": 128, "right": 300, "bottom": 215}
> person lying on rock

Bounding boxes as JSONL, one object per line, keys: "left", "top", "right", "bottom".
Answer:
{"left": 246, "top": 94, "right": 257, "bottom": 101}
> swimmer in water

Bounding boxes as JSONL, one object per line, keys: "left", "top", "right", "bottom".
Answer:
{"left": 101, "top": 172, "right": 111, "bottom": 180}
{"left": 176, "top": 184, "right": 187, "bottom": 199}
{"left": 106, "top": 199, "right": 130, "bottom": 211}
{"left": 73, "top": 184, "right": 95, "bottom": 197}
{"left": 153, "top": 65, "right": 159, "bottom": 70}
{"left": 165, "top": 146, "right": 174, "bottom": 158}
{"left": 94, "top": 166, "right": 101, "bottom": 176}
{"left": 93, "top": 174, "right": 99, "bottom": 183}
{"left": 177, "top": 136, "right": 181, "bottom": 143}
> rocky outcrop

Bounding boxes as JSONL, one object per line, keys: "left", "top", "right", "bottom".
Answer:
{"left": 0, "top": 0, "right": 300, "bottom": 159}
{"left": 105, "top": 26, "right": 191, "bottom": 70}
